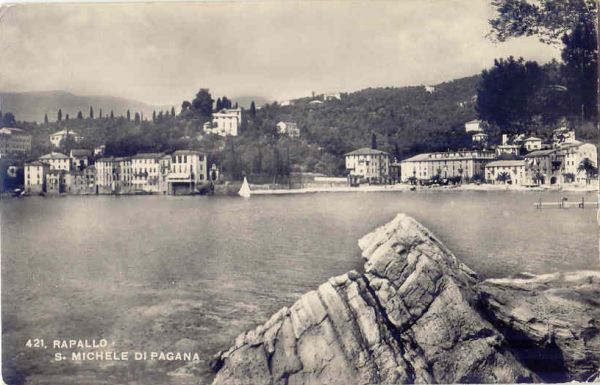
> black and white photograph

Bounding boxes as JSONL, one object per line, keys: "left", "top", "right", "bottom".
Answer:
{"left": 0, "top": 1, "right": 598, "bottom": 384}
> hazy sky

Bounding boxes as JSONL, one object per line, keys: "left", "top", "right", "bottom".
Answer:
{"left": 0, "top": 1, "right": 560, "bottom": 106}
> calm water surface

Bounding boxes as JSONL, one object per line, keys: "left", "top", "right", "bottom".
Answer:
{"left": 1, "top": 191, "right": 598, "bottom": 385}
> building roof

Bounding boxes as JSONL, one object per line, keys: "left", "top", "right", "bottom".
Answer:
{"left": 402, "top": 153, "right": 431, "bottom": 162}
{"left": 277, "top": 121, "right": 298, "bottom": 127}
{"left": 524, "top": 149, "right": 557, "bottom": 158}
{"left": 96, "top": 157, "right": 116, "bottom": 163}
{"left": 0, "top": 127, "right": 27, "bottom": 135}
{"left": 465, "top": 119, "right": 481, "bottom": 124}
{"left": 39, "top": 152, "right": 68, "bottom": 160}
{"left": 345, "top": 147, "right": 390, "bottom": 156}
{"left": 401, "top": 150, "right": 495, "bottom": 163}
{"left": 524, "top": 137, "right": 542, "bottom": 142}
{"left": 70, "top": 149, "right": 92, "bottom": 157}
{"left": 485, "top": 160, "right": 525, "bottom": 168}
{"left": 131, "top": 152, "right": 164, "bottom": 159}
{"left": 172, "top": 150, "right": 205, "bottom": 156}
{"left": 50, "top": 129, "right": 79, "bottom": 136}
{"left": 25, "top": 160, "right": 46, "bottom": 167}
{"left": 497, "top": 144, "right": 521, "bottom": 148}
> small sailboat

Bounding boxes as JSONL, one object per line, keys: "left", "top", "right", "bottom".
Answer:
{"left": 238, "top": 177, "right": 251, "bottom": 198}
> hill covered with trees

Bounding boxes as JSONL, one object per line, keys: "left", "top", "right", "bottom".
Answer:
{"left": 5, "top": 75, "right": 482, "bottom": 179}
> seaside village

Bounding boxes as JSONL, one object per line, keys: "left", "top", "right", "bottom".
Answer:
{"left": 347, "top": 120, "right": 598, "bottom": 188}
{"left": 0, "top": 105, "right": 598, "bottom": 196}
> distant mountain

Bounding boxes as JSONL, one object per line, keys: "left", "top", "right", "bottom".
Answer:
{"left": 231, "top": 95, "right": 271, "bottom": 109}
{"left": 0, "top": 91, "right": 171, "bottom": 123}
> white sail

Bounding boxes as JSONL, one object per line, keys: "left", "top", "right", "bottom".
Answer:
{"left": 238, "top": 177, "right": 251, "bottom": 198}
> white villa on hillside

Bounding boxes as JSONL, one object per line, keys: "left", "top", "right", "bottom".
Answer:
{"left": 276, "top": 121, "right": 300, "bottom": 138}
{"left": 50, "top": 129, "right": 84, "bottom": 148}
{"left": 204, "top": 108, "right": 242, "bottom": 136}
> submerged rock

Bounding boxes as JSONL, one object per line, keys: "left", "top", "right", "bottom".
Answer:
{"left": 478, "top": 270, "right": 600, "bottom": 382}
{"left": 210, "top": 214, "right": 537, "bottom": 384}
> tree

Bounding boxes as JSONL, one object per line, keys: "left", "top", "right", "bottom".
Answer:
{"left": 477, "top": 57, "right": 545, "bottom": 133}
{"left": 489, "top": 0, "right": 596, "bottom": 44}
{"left": 192, "top": 89, "right": 214, "bottom": 117}
{"left": 577, "top": 157, "right": 597, "bottom": 184}
{"left": 250, "top": 101, "right": 256, "bottom": 119}
{"left": 371, "top": 132, "right": 377, "bottom": 149}
{"left": 152, "top": 111, "right": 157, "bottom": 122}
{"left": 215, "top": 98, "right": 222, "bottom": 111}
{"left": 1, "top": 112, "right": 16, "bottom": 127}
{"left": 171, "top": 106, "right": 176, "bottom": 117}
{"left": 181, "top": 101, "right": 192, "bottom": 112}
{"left": 65, "top": 113, "right": 70, "bottom": 120}
{"left": 77, "top": 111, "right": 83, "bottom": 119}
{"left": 57, "top": 109, "right": 62, "bottom": 122}
{"left": 127, "top": 110, "right": 131, "bottom": 121}
{"left": 44, "top": 113, "right": 49, "bottom": 124}
{"left": 134, "top": 112, "right": 141, "bottom": 124}
{"left": 89, "top": 106, "right": 94, "bottom": 119}
{"left": 99, "top": 109, "right": 103, "bottom": 119}
{"left": 496, "top": 171, "right": 511, "bottom": 184}
{"left": 561, "top": 17, "right": 597, "bottom": 121}
{"left": 110, "top": 110, "right": 114, "bottom": 119}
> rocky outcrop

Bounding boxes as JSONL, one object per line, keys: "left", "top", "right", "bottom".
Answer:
{"left": 210, "top": 214, "right": 537, "bottom": 385}
{"left": 479, "top": 271, "right": 600, "bottom": 382}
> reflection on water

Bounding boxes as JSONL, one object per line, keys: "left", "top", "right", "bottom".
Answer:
{"left": 1, "top": 191, "right": 598, "bottom": 384}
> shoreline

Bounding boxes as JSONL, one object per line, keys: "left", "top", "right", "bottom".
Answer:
{"left": 250, "top": 183, "right": 599, "bottom": 195}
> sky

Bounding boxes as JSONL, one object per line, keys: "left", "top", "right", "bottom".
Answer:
{"left": 0, "top": 1, "right": 560, "bottom": 106}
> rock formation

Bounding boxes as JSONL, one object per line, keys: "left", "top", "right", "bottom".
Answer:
{"left": 479, "top": 270, "right": 600, "bottom": 382}
{"left": 209, "top": 213, "right": 599, "bottom": 384}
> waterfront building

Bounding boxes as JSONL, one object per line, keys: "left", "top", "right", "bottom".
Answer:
{"left": 276, "top": 121, "right": 300, "bottom": 138}
{"left": 117, "top": 157, "right": 133, "bottom": 194}
{"left": 131, "top": 153, "right": 164, "bottom": 193}
{"left": 400, "top": 150, "right": 496, "bottom": 183}
{"left": 166, "top": 150, "right": 208, "bottom": 195}
{"left": 45, "top": 169, "right": 67, "bottom": 194}
{"left": 524, "top": 149, "right": 564, "bottom": 185}
{"left": 485, "top": 160, "right": 530, "bottom": 185}
{"left": 24, "top": 161, "right": 49, "bottom": 194}
{"left": 345, "top": 148, "right": 391, "bottom": 184}
{"left": 204, "top": 108, "right": 242, "bottom": 136}
{"left": 70, "top": 149, "right": 92, "bottom": 171}
{"left": 95, "top": 157, "right": 118, "bottom": 193}
{"left": 50, "top": 129, "right": 83, "bottom": 148}
{"left": 209, "top": 163, "right": 220, "bottom": 182}
{"left": 560, "top": 142, "right": 597, "bottom": 184}
{"left": 39, "top": 152, "right": 70, "bottom": 172}
{"left": 71, "top": 166, "right": 96, "bottom": 194}
{"left": 0, "top": 127, "right": 32, "bottom": 158}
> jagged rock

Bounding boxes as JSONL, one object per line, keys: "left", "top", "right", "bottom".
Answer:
{"left": 478, "top": 270, "right": 600, "bottom": 382}
{"left": 210, "top": 214, "right": 536, "bottom": 384}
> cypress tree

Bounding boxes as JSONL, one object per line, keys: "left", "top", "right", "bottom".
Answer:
{"left": 57, "top": 109, "right": 62, "bottom": 122}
